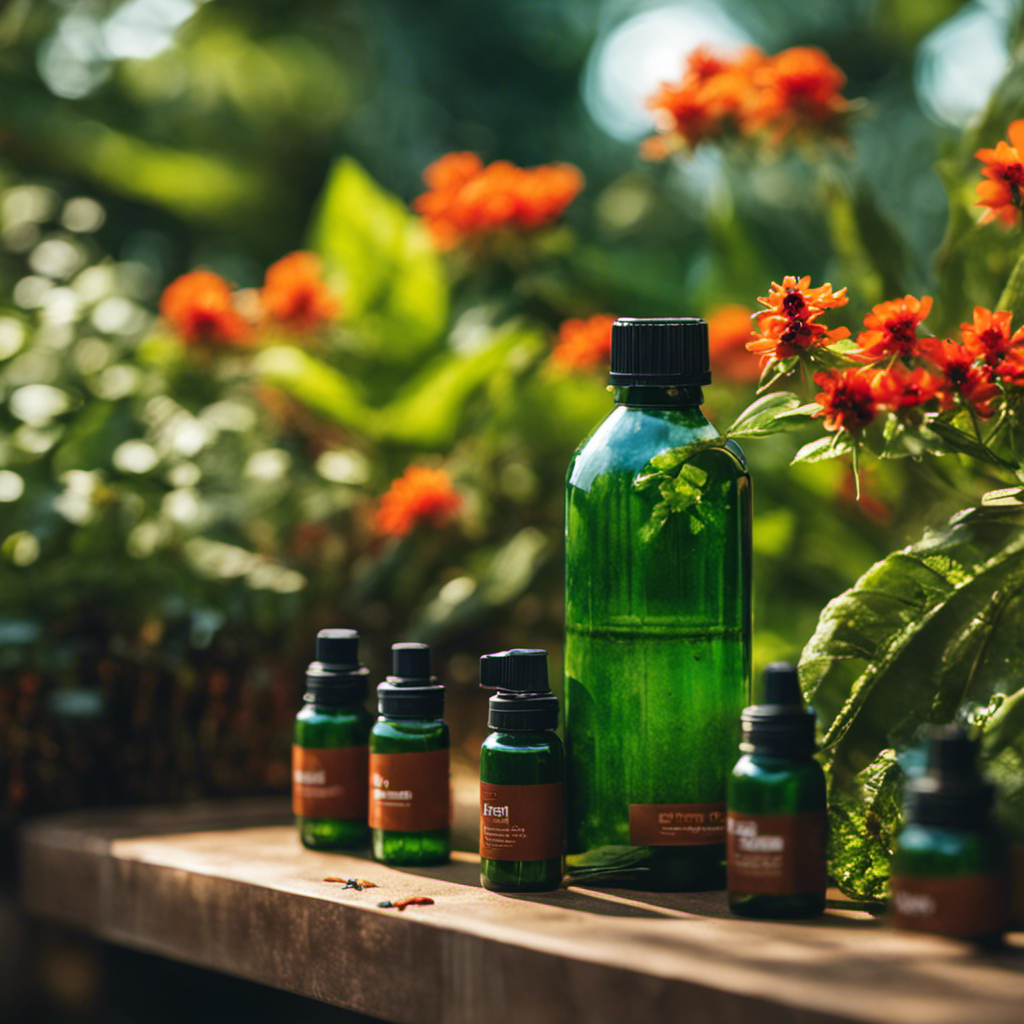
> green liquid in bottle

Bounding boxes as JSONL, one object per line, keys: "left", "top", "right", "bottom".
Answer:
{"left": 565, "top": 383, "right": 751, "bottom": 890}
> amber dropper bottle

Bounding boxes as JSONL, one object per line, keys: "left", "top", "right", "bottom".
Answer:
{"left": 479, "top": 649, "right": 564, "bottom": 892}
{"left": 369, "top": 642, "right": 450, "bottom": 866}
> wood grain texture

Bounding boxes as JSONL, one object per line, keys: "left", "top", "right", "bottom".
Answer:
{"left": 18, "top": 801, "right": 1024, "bottom": 1024}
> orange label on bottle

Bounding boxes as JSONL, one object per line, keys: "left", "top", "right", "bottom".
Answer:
{"left": 292, "top": 745, "right": 368, "bottom": 820}
{"left": 628, "top": 801, "right": 726, "bottom": 846}
{"left": 480, "top": 781, "right": 563, "bottom": 862}
{"left": 727, "top": 810, "right": 826, "bottom": 896}
{"left": 890, "top": 873, "right": 1009, "bottom": 939}
{"left": 369, "top": 749, "right": 450, "bottom": 832}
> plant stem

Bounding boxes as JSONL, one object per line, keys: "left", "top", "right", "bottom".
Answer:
{"left": 997, "top": 248, "right": 1024, "bottom": 319}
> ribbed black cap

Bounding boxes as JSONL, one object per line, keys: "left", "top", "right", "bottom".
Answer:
{"left": 905, "top": 725, "right": 994, "bottom": 829}
{"left": 609, "top": 318, "right": 711, "bottom": 386}
{"left": 481, "top": 649, "right": 559, "bottom": 731}
{"left": 304, "top": 628, "right": 369, "bottom": 705}
{"left": 741, "top": 662, "right": 815, "bottom": 755}
{"left": 377, "top": 642, "right": 444, "bottom": 719}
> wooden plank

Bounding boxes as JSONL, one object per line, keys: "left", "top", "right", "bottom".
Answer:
{"left": 18, "top": 801, "right": 1024, "bottom": 1024}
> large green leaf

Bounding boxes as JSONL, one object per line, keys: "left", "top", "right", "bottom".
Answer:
{"left": 801, "top": 505, "right": 1024, "bottom": 898}
{"left": 309, "top": 158, "right": 448, "bottom": 357}
{"left": 725, "top": 392, "right": 815, "bottom": 439}
{"left": 804, "top": 506, "right": 1024, "bottom": 780}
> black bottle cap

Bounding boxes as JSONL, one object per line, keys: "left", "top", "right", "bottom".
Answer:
{"left": 304, "top": 628, "right": 369, "bottom": 705}
{"left": 481, "top": 649, "right": 559, "bottom": 731}
{"left": 905, "top": 725, "right": 994, "bottom": 830}
{"left": 377, "top": 642, "right": 444, "bottom": 719}
{"left": 609, "top": 317, "right": 712, "bottom": 387}
{"left": 740, "top": 662, "right": 816, "bottom": 755}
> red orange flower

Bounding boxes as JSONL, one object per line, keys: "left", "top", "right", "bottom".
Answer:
{"left": 747, "top": 275, "right": 849, "bottom": 362}
{"left": 375, "top": 466, "right": 462, "bottom": 537}
{"left": 812, "top": 367, "right": 878, "bottom": 433}
{"left": 996, "top": 350, "right": 1024, "bottom": 386}
{"left": 414, "top": 153, "right": 583, "bottom": 249}
{"left": 262, "top": 251, "right": 339, "bottom": 332}
{"left": 855, "top": 295, "right": 932, "bottom": 361}
{"left": 750, "top": 47, "right": 850, "bottom": 143}
{"left": 643, "top": 45, "right": 849, "bottom": 155}
{"left": 551, "top": 315, "right": 615, "bottom": 370}
{"left": 872, "top": 364, "right": 941, "bottom": 410}
{"left": 959, "top": 306, "right": 1023, "bottom": 367}
{"left": 917, "top": 337, "right": 1000, "bottom": 418}
{"left": 160, "top": 270, "right": 251, "bottom": 347}
{"left": 975, "top": 120, "right": 1024, "bottom": 226}
{"left": 707, "top": 304, "right": 759, "bottom": 382}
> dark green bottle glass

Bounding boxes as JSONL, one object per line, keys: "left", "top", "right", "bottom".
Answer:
{"left": 565, "top": 318, "right": 751, "bottom": 891}
{"left": 479, "top": 649, "right": 564, "bottom": 892}
{"left": 727, "top": 663, "right": 826, "bottom": 919}
{"left": 369, "top": 643, "right": 450, "bottom": 866}
{"left": 891, "top": 726, "right": 1008, "bottom": 943}
{"left": 293, "top": 629, "right": 371, "bottom": 850}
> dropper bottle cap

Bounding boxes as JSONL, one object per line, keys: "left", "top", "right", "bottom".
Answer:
{"left": 303, "top": 628, "right": 369, "bottom": 705}
{"left": 905, "top": 725, "right": 993, "bottom": 829}
{"left": 740, "top": 662, "right": 816, "bottom": 755}
{"left": 480, "top": 649, "right": 559, "bottom": 731}
{"left": 376, "top": 642, "right": 445, "bottom": 719}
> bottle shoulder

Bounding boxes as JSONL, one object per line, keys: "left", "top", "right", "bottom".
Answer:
{"left": 371, "top": 717, "right": 449, "bottom": 744}
{"left": 296, "top": 703, "right": 370, "bottom": 725}
{"left": 481, "top": 731, "right": 564, "bottom": 755}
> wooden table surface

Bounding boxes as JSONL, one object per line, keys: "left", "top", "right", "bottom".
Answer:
{"left": 18, "top": 800, "right": 1024, "bottom": 1024}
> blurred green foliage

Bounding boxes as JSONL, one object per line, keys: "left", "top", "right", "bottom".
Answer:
{"left": 0, "top": 0, "right": 1020, "bottom": 857}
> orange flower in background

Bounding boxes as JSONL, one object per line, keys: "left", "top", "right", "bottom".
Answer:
{"left": 262, "top": 251, "right": 339, "bottom": 332}
{"left": 996, "top": 349, "right": 1024, "bottom": 386}
{"left": 644, "top": 46, "right": 766, "bottom": 155}
{"left": 747, "top": 275, "right": 849, "bottom": 363}
{"left": 750, "top": 47, "right": 850, "bottom": 143}
{"left": 812, "top": 367, "right": 879, "bottom": 433}
{"left": 414, "top": 153, "right": 583, "bottom": 249}
{"left": 551, "top": 314, "right": 615, "bottom": 370}
{"left": 375, "top": 466, "right": 462, "bottom": 537}
{"left": 706, "top": 304, "right": 759, "bottom": 382}
{"left": 160, "top": 270, "right": 251, "bottom": 346}
{"left": 872, "top": 364, "right": 941, "bottom": 410}
{"left": 975, "top": 120, "right": 1024, "bottom": 226}
{"left": 917, "top": 337, "right": 1000, "bottom": 418}
{"left": 644, "top": 45, "right": 849, "bottom": 156}
{"left": 855, "top": 295, "right": 932, "bottom": 361}
{"left": 959, "top": 306, "right": 1023, "bottom": 367}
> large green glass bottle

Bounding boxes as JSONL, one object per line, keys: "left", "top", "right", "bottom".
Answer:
{"left": 564, "top": 317, "right": 751, "bottom": 891}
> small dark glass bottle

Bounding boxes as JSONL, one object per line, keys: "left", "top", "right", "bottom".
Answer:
{"left": 727, "top": 662, "right": 827, "bottom": 919}
{"left": 891, "top": 726, "right": 1008, "bottom": 943}
{"left": 293, "top": 629, "right": 371, "bottom": 850}
{"left": 479, "top": 649, "right": 564, "bottom": 893}
{"left": 369, "top": 643, "right": 450, "bottom": 866}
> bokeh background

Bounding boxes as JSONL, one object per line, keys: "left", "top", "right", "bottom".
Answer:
{"left": 1, "top": 0, "right": 1020, "bottom": 1019}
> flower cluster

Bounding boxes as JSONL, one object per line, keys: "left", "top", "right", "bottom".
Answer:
{"left": 644, "top": 45, "right": 850, "bottom": 157}
{"left": 414, "top": 152, "right": 584, "bottom": 249}
{"left": 550, "top": 314, "right": 615, "bottom": 370}
{"left": 160, "top": 251, "right": 339, "bottom": 347}
{"left": 975, "top": 120, "right": 1024, "bottom": 227}
{"left": 809, "top": 300, "right": 1021, "bottom": 434}
{"left": 374, "top": 466, "right": 462, "bottom": 537}
{"left": 747, "top": 275, "right": 849, "bottom": 364}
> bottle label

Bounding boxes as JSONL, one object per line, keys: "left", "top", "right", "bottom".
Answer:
{"left": 890, "top": 873, "right": 1009, "bottom": 938}
{"left": 479, "top": 781, "right": 563, "bottom": 862}
{"left": 628, "top": 802, "right": 726, "bottom": 846}
{"left": 726, "top": 810, "right": 826, "bottom": 895}
{"left": 368, "top": 748, "right": 450, "bottom": 832}
{"left": 291, "top": 745, "right": 368, "bottom": 820}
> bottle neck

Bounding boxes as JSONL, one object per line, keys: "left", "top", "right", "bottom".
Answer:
{"left": 612, "top": 385, "right": 705, "bottom": 408}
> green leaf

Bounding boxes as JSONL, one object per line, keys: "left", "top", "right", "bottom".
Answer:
{"left": 792, "top": 433, "right": 853, "bottom": 464}
{"left": 309, "top": 157, "right": 448, "bottom": 357}
{"left": 253, "top": 346, "right": 376, "bottom": 435}
{"left": 380, "top": 328, "right": 544, "bottom": 447}
{"left": 924, "top": 417, "right": 1015, "bottom": 467}
{"left": 725, "top": 392, "right": 811, "bottom": 439}
{"left": 801, "top": 505, "right": 1024, "bottom": 897}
